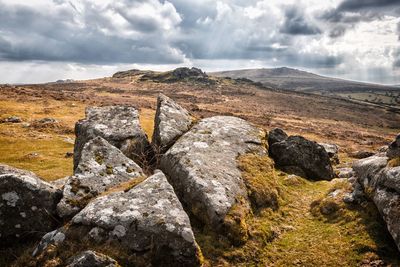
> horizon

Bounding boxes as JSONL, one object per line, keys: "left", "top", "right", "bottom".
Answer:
{"left": 0, "top": 0, "right": 399, "bottom": 84}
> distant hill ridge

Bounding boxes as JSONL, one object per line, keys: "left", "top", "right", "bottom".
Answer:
{"left": 211, "top": 67, "right": 398, "bottom": 92}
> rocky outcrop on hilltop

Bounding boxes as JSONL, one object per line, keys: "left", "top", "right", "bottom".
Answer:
{"left": 152, "top": 94, "right": 193, "bottom": 151}
{"left": 57, "top": 137, "right": 144, "bottom": 218}
{"left": 160, "top": 116, "right": 267, "bottom": 244}
{"left": 268, "top": 129, "right": 334, "bottom": 180}
{"left": 0, "top": 172, "right": 61, "bottom": 243}
{"left": 350, "top": 134, "right": 400, "bottom": 251}
{"left": 73, "top": 106, "right": 152, "bottom": 170}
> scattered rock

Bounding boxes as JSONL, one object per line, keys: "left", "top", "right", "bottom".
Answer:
{"left": 58, "top": 137, "right": 144, "bottom": 218}
{"left": 337, "top": 167, "right": 354, "bottom": 178}
{"left": 387, "top": 134, "right": 400, "bottom": 159}
{"left": 36, "top": 171, "right": 203, "bottom": 266}
{"left": 24, "top": 152, "right": 40, "bottom": 159}
{"left": 351, "top": 150, "right": 375, "bottom": 159}
{"left": 0, "top": 116, "right": 22, "bottom": 123}
{"left": 319, "top": 143, "right": 340, "bottom": 164}
{"left": 270, "top": 135, "right": 334, "bottom": 180}
{"left": 0, "top": 173, "right": 62, "bottom": 243}
{"left": 140, "top": 67, "right": 214, "bottom": 84}
{"left": 267, "top": 128, "right": 288, "bottom": 147}
{"left": 73, "top": 106, "right": 152, "bottom": 170}
{"left": 152, "top": 94, "right": 193, "bottom": 151}
{"left": 161, "top": 116, "right": 266, "bottom": 243}
{"left": 66, "top": 251, "right": 119, "bottom": 267}
{"left": 36, "top": 118, "right": 58, "bottom": 124}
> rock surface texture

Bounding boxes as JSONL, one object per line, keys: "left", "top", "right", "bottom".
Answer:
{"left": 160, "top": 116, "right": 266, "bottom": 240}
{"left": 0, "top": 172, "right": 61, "bottom": 243}
{"left": 152, "top": 94, "right": 192, "bottom": 151}
{"left": 387, "top": 134, "right": 400, "bottom": 159}
{"left": 267, "top": 128, "right": 288, "bottom": 147}
{"left": 66, "top": 251, "right": 119, "bottom": 267}
{"left": 57, "top": 137, "right": 144, "bottom": 218}
{"left": 352, "top": 154, "right": 400, "bottom": 251}
{"left": 73, "top": 106, "right": 151, "bottom": 170}
{"left": 270, "top": 135, "right": 334, "bottom": 180}
{"left": 36, "top": 171, "right": 202, "bottom": 266}
{"left": 319, "top": 143, "right": 340, "bottom": 164}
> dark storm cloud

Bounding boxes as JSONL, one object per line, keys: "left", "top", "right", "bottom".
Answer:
{"left": 338, "top": 0, "right": 400, "bottom": 11}
{"left": 321, "top": 0, "right": 400, "bottom": 38}
{"left": 281, "top": 6, "right": 321, "bottom": 35}
{"left": 0, "top": 1, "right": 184, "bottom": 64}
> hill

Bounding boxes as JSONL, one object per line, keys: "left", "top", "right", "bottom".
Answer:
{"left": 211, "top": 67, "right": 400, "bottom": 110}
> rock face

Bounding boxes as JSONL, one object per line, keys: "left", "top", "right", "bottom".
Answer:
{"left": 319, "top": 143, "right": 340, "bottom": 164}
{"left": 36, "top": 171, "right": 202, "bottom": 266}
{"left": 152, "top": 94, "right": 192, "bottom": 151}
{"left": 73, "top": 106, "right": 151, "bottom": 170}
{"left": 66, "top": 251, "right": 119, "bottom": 267}
{"left": 352, "top": 155, "right": 400, "bottom": 251}
{"left": 268, "top": 128, "right": 288, "bottom": 147}
{"left": 387, "top": 134, "right": 400, "bottom": 159}
{"left": 270, "top": 136, "right": 334, "bottom": 180}
{"left": 57, "top": 137, "right": 144, "bottom": 218}
{"left": 0, "top": 163, "right": 38, "bottom": 177}
{"left": 0, "top": 173, "right": 61, "bottom": 243}
{"left": 160, "top": 116, "right": 266, "bottom": 240}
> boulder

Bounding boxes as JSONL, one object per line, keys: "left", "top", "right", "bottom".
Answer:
{"left": 35, "top": 171, "right": 202, "bottom": 266}
{"left": 152, "top": 94, "right": 192, "bottom": 151}
{"left": 0, "top": 173, "right": 62, "bottom": 243}
{"left": 57, "top": 137, "right": 144, "bottom": 218}
{"left": 352, "top": 155, "right": 388, "bottom": 190}
{"left": 319, "top": 143, "right": 340, "bottom": 164}
{"left": 387, "top": 134, "right": 400, "bottom": 159}
{"left": 0, "top": 163, "right": 38, "bottom": 177}
{"left": 73, "top": 106, "right": 151, "bottom": 170}
{"left": 267, "top": 128, "right": 288, "bottom": 147}
{"left": 270, "top": 136, "right": 334, "bottom": 180}
{"left": 352, "top": 156, "right": 400, "bottom": 251}
{"left": 66, "top": 251, "right": 119, "bottom": 267}
{"left": 160, "top": 116, "right": 266, "bottom": 242}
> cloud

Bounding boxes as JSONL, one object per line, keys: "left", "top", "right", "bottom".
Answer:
{"left": 0, "top": 0, "right": 185, "bottom": 64}
{"left": 0, "top": 0, "right": 399, "bottom": 84}
{"left": 338, "top": 0, "right": 400, "bottom": 11}
{"left": 280, "top": 5, "right": 321, "bottom": 35}
{"left": 321, "top": 0, "right": 400, "bottom": 38}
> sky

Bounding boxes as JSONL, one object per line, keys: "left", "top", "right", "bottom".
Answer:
{"left": 0, "top": 0, "right": 399, "bottom": 84}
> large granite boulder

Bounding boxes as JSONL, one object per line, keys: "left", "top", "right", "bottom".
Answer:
{"left": 270, "top": 136, "right": 334, "bottom": 180}
{"left": 73, "top": 106, "right": 151, "bottom": 170}
{"left": 267, "top": 128, "right": 288, "bottom": 147}
{"left": 34, "top": 171, "right": 202, "bottom": 266}
{"left": 66, "top": 251, "right": 119, "bottom": 267}
{"left": 160, "top": 116, "right": 267, "bottom": 243}
{"left": 57, "top": 137, "right": 144, "bottom": 218}
{"left": 387, "top": 134, "right": 400, "bottom": 159}
{"left": 352, "top": 155, "right": 400, "bottom": 251}
{"left": 0, "top": 173, "right": 62, "bottom": 243}
{"left": 152, "top": 94, "right": 192, "bottom": 151}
